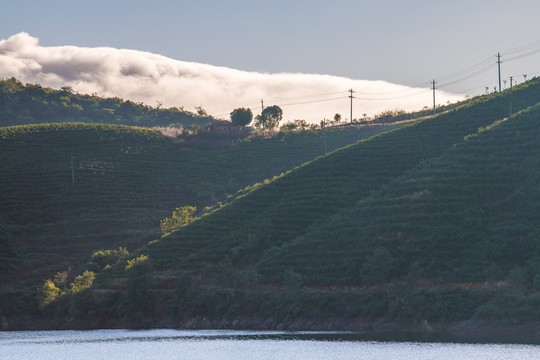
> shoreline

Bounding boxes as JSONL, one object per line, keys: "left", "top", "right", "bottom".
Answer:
{"left": 4, "top": 315, "right": 540, "bottom": 344}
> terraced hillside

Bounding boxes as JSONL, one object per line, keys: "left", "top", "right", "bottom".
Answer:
{"left": 0, "top": 121, "right": 398, "bottom": 307}
{"left": 43, "top": 78, "right": 540, "bottom": 329}
{"left": 263, "top": 104, "right": 540, "bottom": 287}
{"left": 5, "top": 78, "right": 540, "bottom": 330}
{"left": 144, "top": 78, "right": 540, "bottom": 275}
{"left": 260, "top": 102, "right": 540, "bottom": 323}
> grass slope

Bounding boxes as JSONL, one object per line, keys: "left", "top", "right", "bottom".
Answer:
{"left": 58, "top": 78, "right": 540, "bottom": 327}
{"left": 145, "top": 78, "right": 540, "bottom": 276}
{"left": 6, "top": 78, "right": 540, "bottom": 328}
{"left": 0, "top": 121, "right": 396, "bottom": 304}
{"left": 257, "top": 103, "right": 540, "bottom": 323}
{"left": 262, "top": 104, "right": 540, "bottom": 287}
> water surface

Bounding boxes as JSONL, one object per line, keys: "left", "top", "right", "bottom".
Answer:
{"left": 3, "top": 329, "right": 540, "bottom": 360}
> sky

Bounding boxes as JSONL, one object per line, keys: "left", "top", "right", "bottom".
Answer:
{"left": 1, "top": 0, "right": 540, "bottom": 123}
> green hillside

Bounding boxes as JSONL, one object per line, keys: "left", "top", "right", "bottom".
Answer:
{"left": 0, "top": 119, "right": 401, "bottom": 320}
{"left": 31, "top": 77, "right": 540, "bottom": 329}
{"left": 265, "top": 103, "right": 540, "bottom": 286}
{"left": 0, "top": 77, "right": 213, "bottom": 128}
{"left": 145, "top": 78, "right": 540, "bottom": 275}
{"left": 4, "top": 76, "right": 540, "bottom": 330}
{"left": 270, "top": 102, "right": 540, "bottom": 323}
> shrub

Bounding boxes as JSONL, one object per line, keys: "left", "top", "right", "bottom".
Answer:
{"left": 68, "top": 270, "right": 95, "bottom": 294}
{"left": 90, "top": 247, "right": 129, "bottom": 269}
{"left": 39, "top": 279, "right": 61, "bottom": 308}
{"left": 125, "top": 254, "right": 150, "bottom": 271}
{"left": 160, "top": 206, "right": 196, "bottom": 235}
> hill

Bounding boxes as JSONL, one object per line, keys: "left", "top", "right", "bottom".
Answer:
{"left": 22, "top": 77, "right": 540, "bottom": 331}
{"left": 144, "top": 78, "right": 540, "bottom": 274}
{"left": 0, "top": 119, "right": 403, "bottom": 321}
{"left": 0, "top": 77, "right": 213, "bottom": 128}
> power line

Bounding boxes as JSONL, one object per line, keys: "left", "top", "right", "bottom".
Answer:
{"left": 207, "top": 90, "right": 346, "bottom": 113}
{"left": 437, "top": 62, "right": 495, "bottom": 88}
{"left": 276, "top": 96, "right": 345, "bottom": 107}
{"left": 208, "top": 38, "right": 540, "bottom": 120}
{"left": 213, "top": 96, "right": 346, "bottom": 118}
{"left": 500, "top": 39, "right": 540, "bottom": 56}
{"left": 354, "top": 81, "right": 432, "bottom": 95}
{"left": 271, "top": 90, "right": 346, "bottom": 101}
{"left": 435, "top": 56, "right": 494, "bottom": 83}
{"left": 208, "top": 100, "right": 262, "bottom": 114}
{"left": 425, "top": 39, "right": 540, "bottom": 94}
{"left": 214, "top": 88, "right": 429, "bottom": 118}
{"left": 505, "top": 47, "right": 540, "bottom": 62}
{"left": 354, "top": 88, "right": 429, "bottom": 101}
{"left": 434, "top": 40, "right": 540, "bottom": 89}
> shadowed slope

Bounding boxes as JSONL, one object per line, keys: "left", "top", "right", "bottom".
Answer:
{"left": 0, "top": 121, "right": 395, "bottom": 288}
{"left": 146, "top": 78, "right": 540, "bottom": 277}
{"left": 258, "top": 103, "right": 540, "bottom": 287}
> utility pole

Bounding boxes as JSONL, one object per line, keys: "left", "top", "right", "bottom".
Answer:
{"left": 323, "top": 118, "right": 327, "bottom": 155}
{"left": 432, "top": 79, "right": 437, "bottom": 115}
{"left": 509, "top": 76, "right": 513, "bottom": 116}
{"left": 348, "top": 89, "right": 355, "bottom": 123}
{"left": 261, "top": 99, "right": 264, "bottom": 113}
{"left": 497, "top": 52, "right": 502, "bottom": 92}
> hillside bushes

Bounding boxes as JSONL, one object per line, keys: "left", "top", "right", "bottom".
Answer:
{"left": 0, "top": 78, "right": 213, "bottom": 128}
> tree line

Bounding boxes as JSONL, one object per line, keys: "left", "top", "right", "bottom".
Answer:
{"left": 230, "top": 105, "right": 283, "bottom": 130}
{"left": 229, "top": 104, "right": 442, "bottom": 133}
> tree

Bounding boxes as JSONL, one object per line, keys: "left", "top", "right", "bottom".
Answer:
{"left": 230, "top": 107, "right": 253, "bottom": 129}
{"left": 195, "top": 106, "right": 208, "bottom": 117}
{"left": 333, "top": 113, "right": 342, "bottom": 124}
{"left": 60, "top": 86, "right": 74, "bottom": 94}
{"left": 281, "top": 119, "right": 309, "bottom": 132}
{"left": 254, "top": 105, "right": 283, "bottom": 129}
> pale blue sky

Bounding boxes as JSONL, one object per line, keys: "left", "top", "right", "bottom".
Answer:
{"left": 2, "top": 0, "right": 540, "bottom": 96}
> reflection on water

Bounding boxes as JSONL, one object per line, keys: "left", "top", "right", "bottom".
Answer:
{"left": 3, "top": 329, "right": 540, "bottom": 360}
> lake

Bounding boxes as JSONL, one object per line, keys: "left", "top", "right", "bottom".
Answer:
{"left": 3, "top": 329, "right": 540, "bottom": 360}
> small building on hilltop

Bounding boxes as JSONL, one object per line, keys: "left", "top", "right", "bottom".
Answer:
{"left": 205, "top": 120, "right": 239, "bottom": 135}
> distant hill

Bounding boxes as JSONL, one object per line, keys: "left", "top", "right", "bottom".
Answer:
{"left": 45, "top": 77, "right": 540, "bottom": 330}
{"left": 0, "top": 77, "right": 214, "bottom": 128}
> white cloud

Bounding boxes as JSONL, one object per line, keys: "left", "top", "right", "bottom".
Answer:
{"left": 0, "top": 32, "right": 463, "bottom": 123}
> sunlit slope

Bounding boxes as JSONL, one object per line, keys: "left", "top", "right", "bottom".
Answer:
{"left": 0, "top": 122, "right": 394, "bottom": 286}
{"left": 258, "top": 103, "right": 540, "bottom": 286}
{"left": 146, "top": 78, "right": 540, "bottom": 275}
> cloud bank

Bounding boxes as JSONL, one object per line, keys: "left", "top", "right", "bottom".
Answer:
{"left": 0, "top": 33, "right": 463, "bottom": 123}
